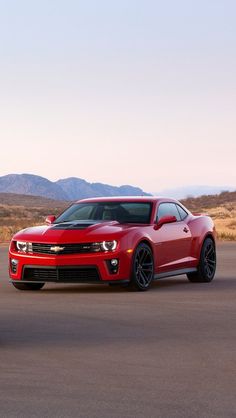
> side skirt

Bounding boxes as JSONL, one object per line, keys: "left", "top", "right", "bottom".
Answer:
{"left": 154, "top": 268, "right": 197, "bottom": 280}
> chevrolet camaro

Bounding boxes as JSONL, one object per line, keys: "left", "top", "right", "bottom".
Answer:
{"left": 9, "top": 197, "right": 217, "bottom": 291}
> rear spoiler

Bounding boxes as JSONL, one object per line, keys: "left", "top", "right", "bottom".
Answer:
{"left": 192, "top": 212, "right": 209, "bottom": 216}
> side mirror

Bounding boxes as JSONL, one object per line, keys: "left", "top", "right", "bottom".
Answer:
{"left": 154, "top": 215, "right": 177, "bottom": 229}
{"left": 45, "top": 215, "right": 56, "bottom": 225}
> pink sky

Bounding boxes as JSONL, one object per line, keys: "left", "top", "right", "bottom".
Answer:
{"left": 0, "top": 0, "right": 236, "bottom": 192}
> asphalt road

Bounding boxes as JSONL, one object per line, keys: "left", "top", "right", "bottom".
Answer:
{"left": 0, "top": 243, "right": 236, "bottom": 418}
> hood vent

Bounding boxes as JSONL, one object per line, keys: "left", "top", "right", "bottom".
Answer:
{"left": 51, "top": 221, "right": 99, "bottom": 230}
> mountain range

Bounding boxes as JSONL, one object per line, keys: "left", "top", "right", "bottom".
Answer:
{"left": 0, "top": 174, "right": 150, "bottom": 201}
{"left": 0, "top": 174, "right": 234, "bottom": 202}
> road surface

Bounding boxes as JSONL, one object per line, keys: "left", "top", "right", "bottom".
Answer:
{"left": 0, "top": 243, "right": 236, "bottom": 418}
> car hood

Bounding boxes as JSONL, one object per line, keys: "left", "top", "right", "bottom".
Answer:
{"left": 12, "top": 220, "right": 139, "bottom": 243}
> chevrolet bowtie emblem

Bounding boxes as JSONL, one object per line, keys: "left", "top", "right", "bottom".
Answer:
{"left": 50, "top": 246, "right": 65, "bottom": 253}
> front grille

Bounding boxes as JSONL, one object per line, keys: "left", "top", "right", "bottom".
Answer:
{"left": 23, "top": 266, "right": 100, "bottom": 282}
{"left": 32, "top": 243, "right": 100, "bottom": 255}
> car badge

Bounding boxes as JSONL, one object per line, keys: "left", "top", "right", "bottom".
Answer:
{"left": 50, "top": 246, "right": 65, "bottom": 253}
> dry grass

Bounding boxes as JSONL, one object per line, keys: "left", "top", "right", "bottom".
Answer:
{"left": 182, "top": 191, "right": 236, "bottom": 210}
{"left": 0, "top": 194, "right": 68, "bottom": 243}
{"left": 181, "top": 195, "right": 236, "bottom": 241}
{"left": 213, "top": 216, "right": 236, "bottom": 241}
{"left": 1, "top": 191, "right": 236, "bottom": 242}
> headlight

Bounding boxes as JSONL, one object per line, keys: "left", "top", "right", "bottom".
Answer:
{"left": 101, "top": 240, "right": 117, "bottom": 251}
{"left": 16, "top": 241, "right": 33, "bottom": 253}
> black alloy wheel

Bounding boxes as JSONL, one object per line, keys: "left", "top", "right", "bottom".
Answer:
{"left": 187, "top": 237, "right": 216, "bottom": 283}
{"left": 12, "top": 282, "right": 45, "bottom": 291}
{"left": 129, "top": 243, "right": 154, "bottom": 291}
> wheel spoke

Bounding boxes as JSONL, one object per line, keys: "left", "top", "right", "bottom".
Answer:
{"left": 206, "top": 264, "right": 211, "bottom": 276}
{"left": 142, "top": 266, "right": 153, "bottom": 281}
{"left": 139, "top": 271, "right": 146, "bottom": 286}
{"left": 206, "top": 245, "right": 214, "bottom": 257}
{"left": 140, "top": 270, "right": 148, "bottom": 285}
{"left": 134, "top": 246, "right": 154, "bottom": 288}
{"left": 207, "top": 259, "right": 216, "bottom": 266}
{"left": 203, "top": 242, "right": 216, "bottom": 279}
{"left": 142, "top": 267, "right": 153, "bottom": 272}
{"left": 207, "top": 264, "right": 213, "bottom": 274}
{"left": 139, "top": 249, "right": 147, "bottom": 264}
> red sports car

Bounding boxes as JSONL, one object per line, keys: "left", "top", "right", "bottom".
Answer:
{"left": 9, "top": 197, "right": 216, "bottom": 291}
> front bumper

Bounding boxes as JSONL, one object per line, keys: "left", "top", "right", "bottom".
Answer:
{"left": 9, "top": 248, "right": 132, "bottom": 284}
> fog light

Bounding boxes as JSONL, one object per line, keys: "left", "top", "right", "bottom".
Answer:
{"left": 107, "top": 258, "right": 119, "bottom": 274}
{"left": 10, "top": 259, "right": 18, "bottom": 274}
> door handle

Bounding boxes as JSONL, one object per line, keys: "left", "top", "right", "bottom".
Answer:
{"left": 183, "top": 227, "right": 189, "bottom": 233}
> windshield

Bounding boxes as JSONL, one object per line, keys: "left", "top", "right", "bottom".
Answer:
{"left": 55, "top": 202, "right": 152, "bottom": 224}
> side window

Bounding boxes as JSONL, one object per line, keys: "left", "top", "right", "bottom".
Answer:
{"left": 176, "top": 204, "right": 188, "bottom": 220}
{"left": 157, "top": 203, "right": 181, "bottom": 222}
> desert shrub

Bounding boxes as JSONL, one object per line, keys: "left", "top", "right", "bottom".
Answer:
{"left": 227, "top": 220, "right": 236, "bottom": 230}
{"left": 216, "top": 231, "right": 236, "bottom": 241}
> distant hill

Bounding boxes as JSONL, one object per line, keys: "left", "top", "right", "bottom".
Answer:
{"left": 0, "top": 174, "right": 68, "bottom": 200}
{"left": 154, "top": 185, "right": 236, "bottom": 199}
{"left": 1, "top": 190, "right": 236, "bottom": 241}
{"left": 0, "top": 192, "right": 68, "bottom": 208}
{"left": 1, "top": 189, "right": 235, "bottom": 211}
{"left": 0, "top": 174, "right": 150, "bottom": 201}
{"left": 181, "top": 190, "right": 236, "bottom": 210}
{"left": 57, "top": 177, "right": 149, "bottom": 200}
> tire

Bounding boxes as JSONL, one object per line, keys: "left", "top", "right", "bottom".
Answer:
{"left": 187, "top": 237, "right": 216, "bottom": 283}
{"left": 129, "top": 243, "right": 154, "bottom": 291}
{"left": 12, "top": 282, "right": 45, "bottom": 291}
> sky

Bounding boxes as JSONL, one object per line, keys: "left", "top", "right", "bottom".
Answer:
{"left": 0, "top": 0, "right": 236, "bottom": 193}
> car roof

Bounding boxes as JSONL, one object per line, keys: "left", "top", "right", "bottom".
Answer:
{"left": 75, "top": 196, "right": 179, "bottom": 204}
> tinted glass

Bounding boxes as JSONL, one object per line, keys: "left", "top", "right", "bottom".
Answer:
{"left": 55, "top": 202, "right": 152, "bottom": 224}
{"left": 157, "top": 203, "right": 181, "bottom": 221}
{"left": 176, "top": 204, "right": 188, "bottom": 220}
